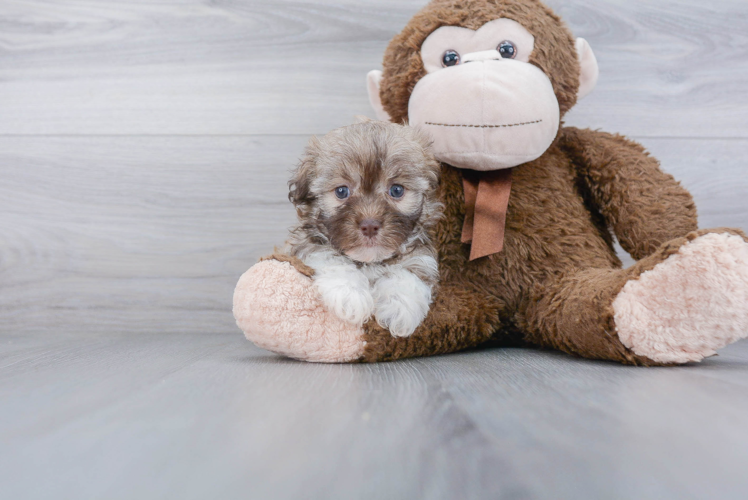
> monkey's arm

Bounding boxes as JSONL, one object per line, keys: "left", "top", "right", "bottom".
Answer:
{"left": 361, "top": 280, "right": 502, "bottom": 362}
{"left": 234, "top": 253, "right": 502, "bottom": 363}
{"left": 560, "top": 127, "right": 697, "bottom": 260}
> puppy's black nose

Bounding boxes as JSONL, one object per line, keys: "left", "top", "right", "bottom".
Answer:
{"left": 360, "top": 219, "right": 381, "bottom": 238}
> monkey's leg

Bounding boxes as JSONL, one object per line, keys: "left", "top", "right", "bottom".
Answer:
{"left": 520, "top": 229, "right": 748, "bottom": 365}
{"left": 361, "top": 281, "right": 503, "bottom": 362}
{"left": 235, "top": 255, "right": 502, "bottom": 363}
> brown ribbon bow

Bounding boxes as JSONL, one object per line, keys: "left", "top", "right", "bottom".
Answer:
{"left": 460, "top": 169, "right": 513, "bottom": 261}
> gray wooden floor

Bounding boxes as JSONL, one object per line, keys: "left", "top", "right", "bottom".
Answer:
{"left": 1, "top": 1, "right": 747, "bottom": 499}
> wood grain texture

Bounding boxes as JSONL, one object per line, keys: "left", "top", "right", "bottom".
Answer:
{"left": 1, "top": 332, "right": 747, "bottom": 500}
{"left": 0, "top": 135, "right": 302, "bottom": 334}
{"left": 1, "top": 0, "right": 747, "bottom": 137}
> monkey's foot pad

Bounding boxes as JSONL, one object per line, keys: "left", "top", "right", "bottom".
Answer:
{"left": 613, "top": 232, "right": 748, "bottom": 363}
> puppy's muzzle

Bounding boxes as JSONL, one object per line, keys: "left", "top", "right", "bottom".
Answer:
{"left": 360, "top": 219, "right": 381, "bottom": 239}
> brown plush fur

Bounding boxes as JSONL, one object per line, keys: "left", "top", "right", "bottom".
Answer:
{"left": 358, "top": 0, "right": 706, "bottom": 365}
{"left": 360, "top": 130, "right": 702, "bottom": 365}
{"left": 266, "top": 0, "right": 741, "bottom": 365}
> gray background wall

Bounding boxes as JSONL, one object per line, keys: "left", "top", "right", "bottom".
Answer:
{"left": 2, "top": 0, "right": 746, "bottom": 336}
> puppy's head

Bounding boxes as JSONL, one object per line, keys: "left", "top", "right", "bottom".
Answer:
{"left": 289, "top": 120, "right": 441, "bottom": 263}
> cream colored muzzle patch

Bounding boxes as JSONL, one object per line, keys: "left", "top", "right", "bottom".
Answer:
{"left": 408, "top": 58, "right": 560, "bottom": 171}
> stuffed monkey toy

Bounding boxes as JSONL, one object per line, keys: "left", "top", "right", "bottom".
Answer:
{"left": 234, "top": 0, "right": 748, "bottom": 365}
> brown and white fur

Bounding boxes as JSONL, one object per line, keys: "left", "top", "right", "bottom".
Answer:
{"left": 285, "top": 120, "right": 442, "bottom": 337}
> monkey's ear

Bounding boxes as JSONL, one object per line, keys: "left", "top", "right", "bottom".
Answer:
{"left": 367, "top": 70, "right": 392, "bottom": 122}
{"left": 576, "top": 38, "right": 599, "bottom": 100}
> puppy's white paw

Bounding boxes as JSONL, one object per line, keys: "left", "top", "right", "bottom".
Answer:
{"left": 372, "top": 269, "right": 432, "bottom": 338}
{"left": 374, "top": 299, "right": 426, "bottom": 338}
{"left": 314, "top": 270, "right": 374, "bottom": 326}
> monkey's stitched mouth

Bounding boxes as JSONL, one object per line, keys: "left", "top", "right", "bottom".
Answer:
{"left": 424, "top": 119, "right": 542, "bottom": 129}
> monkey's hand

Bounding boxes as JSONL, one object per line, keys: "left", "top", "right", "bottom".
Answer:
{"left": 233, "top": 257, "right": 365, "bottom": 363}
{"left": 561, "top": 127, "right": 697, "bottom": 260}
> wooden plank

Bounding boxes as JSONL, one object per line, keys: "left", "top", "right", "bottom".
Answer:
{"left": 1, "top": 0, "right": 747, "bottom": 137}
{"left": 557, "top": 0, "right": 748, "bottom": 139}
{"left": 639, "top": 137, "right": 748, "bottom": 230}
{"left": 414, "top": 341, "right": 748, "bottom": 500}
{"left": 0, "top": 0, "right": 424, "bottom": 136}
{"left": 1, "top": 136, "right": 745, "bottom": 332}
{"left": 1, "top": 331, "right": 746, "bottom": 499}
{"left": 0, "top": 331, "right": 525, "bottom": 499}
{"left": 0, "top": 135, "right": 303, "bottom": 334}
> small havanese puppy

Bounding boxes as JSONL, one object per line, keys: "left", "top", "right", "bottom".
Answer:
{"left": 284, "top": 120, "right": 442, "bottom": 338}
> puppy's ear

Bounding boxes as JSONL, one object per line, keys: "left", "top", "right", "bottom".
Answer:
{"left": 411, "top": 126, "right": 434, "bottom": 152}
{"left": 289, "top": 136, "right": 321, "bottom": 215}
{"left": 411, "top": 127, "right": 441, "bottom": 189}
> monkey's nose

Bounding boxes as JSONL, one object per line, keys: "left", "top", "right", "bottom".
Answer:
{"left": 360, "top": 219, "right": 381, "bottom": 238}
{"left": 462, "top": 49, "right": 502, "bottom": 64}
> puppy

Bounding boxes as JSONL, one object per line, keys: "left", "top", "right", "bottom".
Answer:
{"left": 285, "top": 120, "right": 442, "bottom": 338}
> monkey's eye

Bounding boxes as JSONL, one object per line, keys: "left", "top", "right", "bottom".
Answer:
{"left": 498, "top": 40, "right": 517, "bottom": 59}
{"left": 334, "top": 186, "right": 350, "bottom": 199}
{"left": 442, "top": 50, "right": 461, "bottom": 67}
{"left": 389, "top": 185, "right": 405, "bottom": 199}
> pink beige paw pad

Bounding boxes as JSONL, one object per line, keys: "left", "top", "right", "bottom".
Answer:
{"left": 613, "top": 233, "right": 748, "bottom": 363}
{"left": 233, "top": 260, "right": 365, "bottom": 363}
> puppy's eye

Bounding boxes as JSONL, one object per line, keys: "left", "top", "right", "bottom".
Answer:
{"left": 389, "top": 184, "right": 405, "bottom": 199}
{"left": 442, "top": 50, "right": 460, "bottom": 67}
{"left": 334, "top": 186, "right": 350, "bottom": 199}
{"left": 498, "top": 40, "right": 517, "bottom": 59}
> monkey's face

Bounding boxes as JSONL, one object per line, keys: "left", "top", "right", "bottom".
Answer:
{"left": 367, "top": 1, "right": 599, "bottom": 172}
{"left": 409, "top": 19, "right": 560, "bottom": 171}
